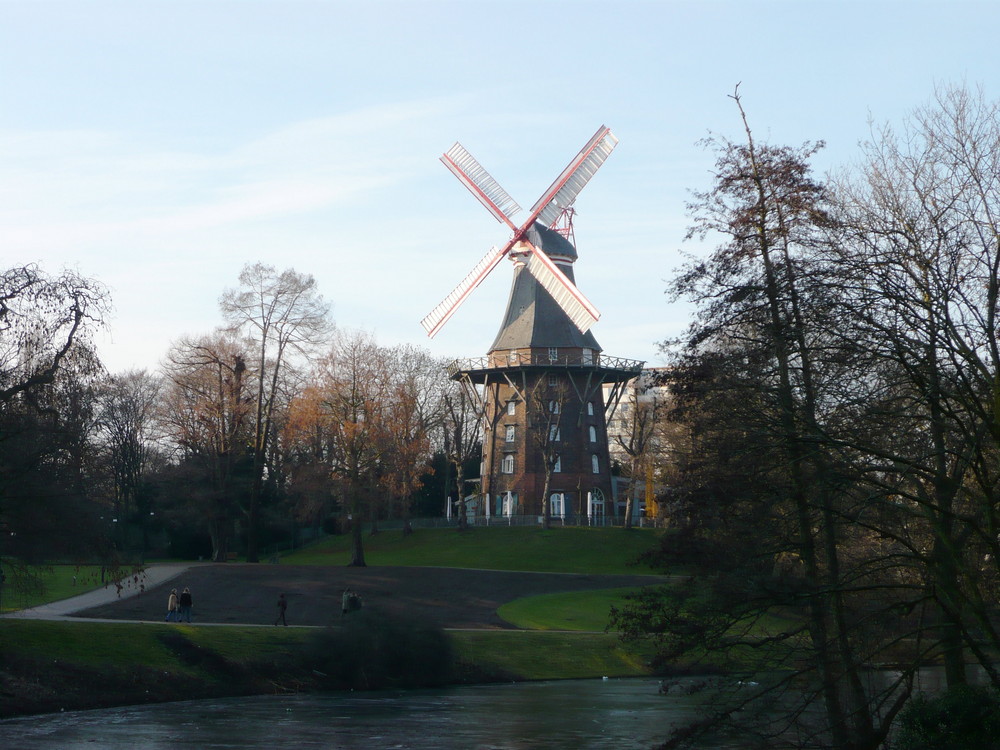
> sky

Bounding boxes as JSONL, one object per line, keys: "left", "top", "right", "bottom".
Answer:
{"left": 1, "top": 0, "right": 996, "bottom": 374}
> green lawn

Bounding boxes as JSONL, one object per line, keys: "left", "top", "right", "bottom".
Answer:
{"left": 498, "top": 587, "right": 645, "bottom": 631}
{"left": 0, "top": 619, "right": 652, "bottom": 686}
{"left": 1, "top": 620, "right": 199, "bottom": 670}
{"left": 0, "top": 564, "right": 141, "bottom": 613}
{"left": 450, "top": 630, "right": 653, "bottom": 680}
{"left": 283, "top": 525, "right": 663, "bottom": 575}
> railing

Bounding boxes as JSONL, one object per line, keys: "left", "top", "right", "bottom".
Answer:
{"left": 448, "top": 352, "right": 644, "bottom": 377}
{"left": 361, "top": 515, "right": 663, "bottom": 531}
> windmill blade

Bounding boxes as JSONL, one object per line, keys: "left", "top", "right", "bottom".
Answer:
{"left": 525, "top": 247, "right": 600, "bottom": 333}
{"left": 527, "top": 125, "right": 619, "bottom": 229}
{"left": 441, "top": 142, "right": 522, "bottom": 230}
{"left": 421, "top": 244, "right": 509, "bottom": 338}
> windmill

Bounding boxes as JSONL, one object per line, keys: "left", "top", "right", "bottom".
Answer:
{"left": 430, "top": 126, "right": 644, "bottom": 526}
{"left": 420, "top": 125, "right": 619, "bottom": 339}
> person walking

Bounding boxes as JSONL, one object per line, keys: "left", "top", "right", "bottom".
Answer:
{"left": 165, "top": 588, "right": 179, "bottom": 622}
{"left": 342, "top": 587, "right": 362, "bottom": 615}
{"left": 178, "top": 587, "right": 193, "bottom": 622}
{"left": 274, "top": 593, "right": 288, "bottom": 626}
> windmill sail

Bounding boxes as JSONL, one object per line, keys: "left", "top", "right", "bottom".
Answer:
{"left": 423, "top": 126, "right": 616, "bottom": 338}
{"left": 441, "top": 143, "right": 522, "bottom": 229}
{"left": 525, "top": 249, "right": 600, "bottom": 333}
{"left": 529, "top": 126, "right": 619, "bottom": 228}
{"left": 421, "top": 244, "right": 507, "bottom": 337}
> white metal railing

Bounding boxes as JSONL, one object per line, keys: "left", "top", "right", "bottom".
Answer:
{"left": 448, "top": 352, "right": 644, "bottom": 377}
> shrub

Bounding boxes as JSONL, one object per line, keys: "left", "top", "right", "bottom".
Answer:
{"left": 894, "top": 685, "right": 1000, "bottom": 750}
{"left": 301, "top": 609, "right": 452, "bottom": 690}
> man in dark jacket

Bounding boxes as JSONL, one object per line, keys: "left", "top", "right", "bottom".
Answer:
{"left": 178, "top": 587, "right": 193, "bottom": 622}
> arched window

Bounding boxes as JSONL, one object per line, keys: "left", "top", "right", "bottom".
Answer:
{"left": 588, "top": 425, "right": 597, "bottom": 442}
{"left": 553, "top": 454, "right": 562, "bottom": 473}
{"left": 502, "top": 454, "right": 515, "bottom": 474}
{"left": 549, "top": 425, "right": 561, "bottom": 442}
{"left": 587, "top": 401, "right": 595, "bottom": 416}
{"left": 550, "top": 493, "right": 565, "bottom": 518}
{"left": 591, "top": 454, "right": 600, "bottom": 474}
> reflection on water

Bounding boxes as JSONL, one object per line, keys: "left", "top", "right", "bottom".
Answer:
{"left": 0, "top": 678, "right": 716, "bottom": 750}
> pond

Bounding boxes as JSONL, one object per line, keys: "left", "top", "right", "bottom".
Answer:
{"left": 0, "top": 678, "right": 717, "bottom": 749}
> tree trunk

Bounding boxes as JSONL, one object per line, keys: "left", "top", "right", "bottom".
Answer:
{"left": 246, "top": 464, "right": 262, "bottom": 563}
{"left": 348, "top": 493, "right": 366, "bottom": 567}
{"left": 541, "top": 468, "right": 552, "bottom": 530}
{"left": 454, "top": 462, "right": 468, "bottom": 531}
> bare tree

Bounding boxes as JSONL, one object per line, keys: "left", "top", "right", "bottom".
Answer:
{"left": 97, "top": 369, "right": 161, "bottom": 556}
{"left": 290, "top": 330, "right": 392, "bottom": 566}
{"left": 528, "top": 381, "right": 567, "bottom": 530}
{"left": 160, "top": 333, "right": 252, "bottom": 561}
{"left": 613, "top": 372, "right": 669, "bottom": 530}
{"left": 441, "top": 379, "right": 482, "bottom": 530}
{"left": 831, "top": 83, "right": 1000, "bottom": 688}
{"left": 220, "top": 263, "right": 332, "bottom": 562}
{"left": 617, "top": 88, "right": 910, "bottom": 749}
{"left": 384, "top": 344, "right": 443, "bottom": 534}
{"left": 0, "top": 264, "right": 109, "bottom": 409}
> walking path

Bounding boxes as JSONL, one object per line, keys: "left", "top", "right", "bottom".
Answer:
{"left": 1, "top": 563, "right": 202, "bottom": 621}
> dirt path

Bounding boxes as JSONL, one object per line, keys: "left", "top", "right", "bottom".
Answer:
{"left": 72, "top": 564, "right": 662, "bottom": 629}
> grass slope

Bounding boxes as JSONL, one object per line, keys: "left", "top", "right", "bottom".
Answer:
{"left": 283, "top": 525, "right": 662, "bottom": 575}
{"left": 0, "top": 564, "right": 126, "bottom": 613}
{"left": 498, "top": 587, "right": 645, "bottom": 631}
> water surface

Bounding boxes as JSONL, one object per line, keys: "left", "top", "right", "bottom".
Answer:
{"left": 0, "top": 678, "right": 707, "bottom": 749}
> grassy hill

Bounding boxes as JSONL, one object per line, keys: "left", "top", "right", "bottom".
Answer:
{"left": 283, "top": 525, "right": 662, "bottom": 574}
{"left": 0, "top": 526, "right": 668, "bottom": 718}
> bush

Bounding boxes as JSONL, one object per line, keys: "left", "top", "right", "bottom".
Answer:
{"left": 894, "top": 685, "right": 1000, "bottom": 750}
{"left": 301, "top": 609, "right": 453, "bottom": 690}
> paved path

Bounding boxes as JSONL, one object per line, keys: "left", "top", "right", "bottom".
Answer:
{"left": 3, "top": 562, "right": 665, "bottom": 629}
{"left": 0, "top": 563, "right": 203, "bottom": 621}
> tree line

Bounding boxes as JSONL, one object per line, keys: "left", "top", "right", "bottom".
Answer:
{"left": 0, "top": 261, "right": 481, "bottom": 577}
{"left": 613, "top": 84, "right": 1000, "bottom": 748}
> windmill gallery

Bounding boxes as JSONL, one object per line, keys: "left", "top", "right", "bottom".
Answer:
{"left": 422, "top": 126, "right": 644, "bottom": 524}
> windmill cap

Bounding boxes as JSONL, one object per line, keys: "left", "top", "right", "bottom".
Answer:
{"left": 526, "top": 222, "right": 577, "bottom": 262}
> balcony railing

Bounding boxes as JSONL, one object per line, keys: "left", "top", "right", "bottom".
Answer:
{"left": 448, "top": 352, "right": 644, "bottom": 378}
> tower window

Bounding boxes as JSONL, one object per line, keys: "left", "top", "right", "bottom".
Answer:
{"left": 549, "top": 425, "right": 561, "bottom": 442}
{"left": 548, "top": 400, "right": 561, "bottom": 414}
{"left": 502, "top": 455, "right": 515, "bottom": 474}
{"left": 592, "top": 454, "right": 600, "bottom": 474}
{"left": 548, "top": 347, "right": 558, "bottom": 362}
{"left": 589, "top": 425, "right": 597, "bottom": 442}
{"left": 507, "top": 400, "right": 517, "bottom": 416}
{"left": 505, "top": 425, "right": 516, "bottom": 442}
{"left": 553, "top": 455, "right": 562, "bottom": 473}
{"left": 587, "top": 401, "right": 595, "bottom": 416}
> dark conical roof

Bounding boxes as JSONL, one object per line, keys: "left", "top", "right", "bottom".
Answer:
{"left": 488, "top": 222, "right": 601, "bottom": 353}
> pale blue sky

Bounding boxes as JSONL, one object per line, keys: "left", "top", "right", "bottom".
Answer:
{"left": 1, "top": 1, "right": 994, "bottom": 373}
